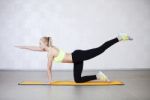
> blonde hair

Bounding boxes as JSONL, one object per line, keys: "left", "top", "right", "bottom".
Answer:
{"left": 40, "top": 36, "right": 52, "bottom": 47}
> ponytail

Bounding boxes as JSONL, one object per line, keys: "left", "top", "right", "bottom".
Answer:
{"left": 48, "top": 37, "right": 50, "bottom": 46}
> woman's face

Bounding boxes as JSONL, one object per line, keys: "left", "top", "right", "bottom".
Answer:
{"left": 39, "top": 39, "right": 46, "bottom": 49}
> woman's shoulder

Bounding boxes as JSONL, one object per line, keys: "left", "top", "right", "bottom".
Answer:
{"left": 47, "top": 46, "right": 59, "bottom": 57}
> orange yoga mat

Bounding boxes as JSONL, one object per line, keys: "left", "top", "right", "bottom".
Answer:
{"left": 18, "top": 81, "right": 124, "bottom": 86}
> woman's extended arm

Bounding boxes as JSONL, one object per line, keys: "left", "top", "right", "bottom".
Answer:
{"left": 15, "top": 46, "right": 45, "bottom": 52}
{"left": 47, "top": 55, "right": 53, "bottom": 82}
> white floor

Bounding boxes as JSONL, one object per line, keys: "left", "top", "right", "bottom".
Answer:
{"left": 0, "top": 70, "right": 150, "bottom": 100}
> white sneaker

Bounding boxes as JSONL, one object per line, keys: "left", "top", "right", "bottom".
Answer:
{"left": 96, "top": 71, "right": 110, "bottom": 81}
{"left": 117, "top": 33, "right": 133, "bottom": 41}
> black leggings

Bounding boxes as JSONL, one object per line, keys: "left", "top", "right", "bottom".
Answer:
{"left": 71, "top": 38, "right": 119, "bottom": 83}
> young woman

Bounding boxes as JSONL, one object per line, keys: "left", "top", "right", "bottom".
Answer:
{"left": 15, "top": 33, "right": 133, "bottom": 83}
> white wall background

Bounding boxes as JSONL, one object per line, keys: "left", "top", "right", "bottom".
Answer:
{"left": 0, "top": 0, "right": 150, "bottom": 70}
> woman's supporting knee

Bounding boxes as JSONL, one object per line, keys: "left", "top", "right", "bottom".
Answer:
{"left": 74, "top": 77, "right": 83, "bottom": 83}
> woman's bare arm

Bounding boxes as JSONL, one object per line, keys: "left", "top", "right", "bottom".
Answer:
{"left": 14, "top": 46, "right": 45, "bottom": 52}
{"left": 47, "top": 55, "right": 53, "bottom": 82}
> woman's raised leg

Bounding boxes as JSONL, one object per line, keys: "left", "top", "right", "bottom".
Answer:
{"left": 72, "top": 37, "right": 119, "bottom": 63}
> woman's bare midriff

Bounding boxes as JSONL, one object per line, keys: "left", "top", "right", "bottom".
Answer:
{"left": 62, "top": 53, "right": 73, "bottom": 63}
{"left": 50, "top": 46, "right": 73, "bottom": 63}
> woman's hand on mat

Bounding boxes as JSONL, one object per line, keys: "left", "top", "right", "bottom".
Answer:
{"left": 48, "top": 81, "right": 52, "bottom": 84}
{"left": 47, "top": 78, "right": 53, "bottom": 83}
{"left": 47, "top": 80, "right": 52, "bottom": 84}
